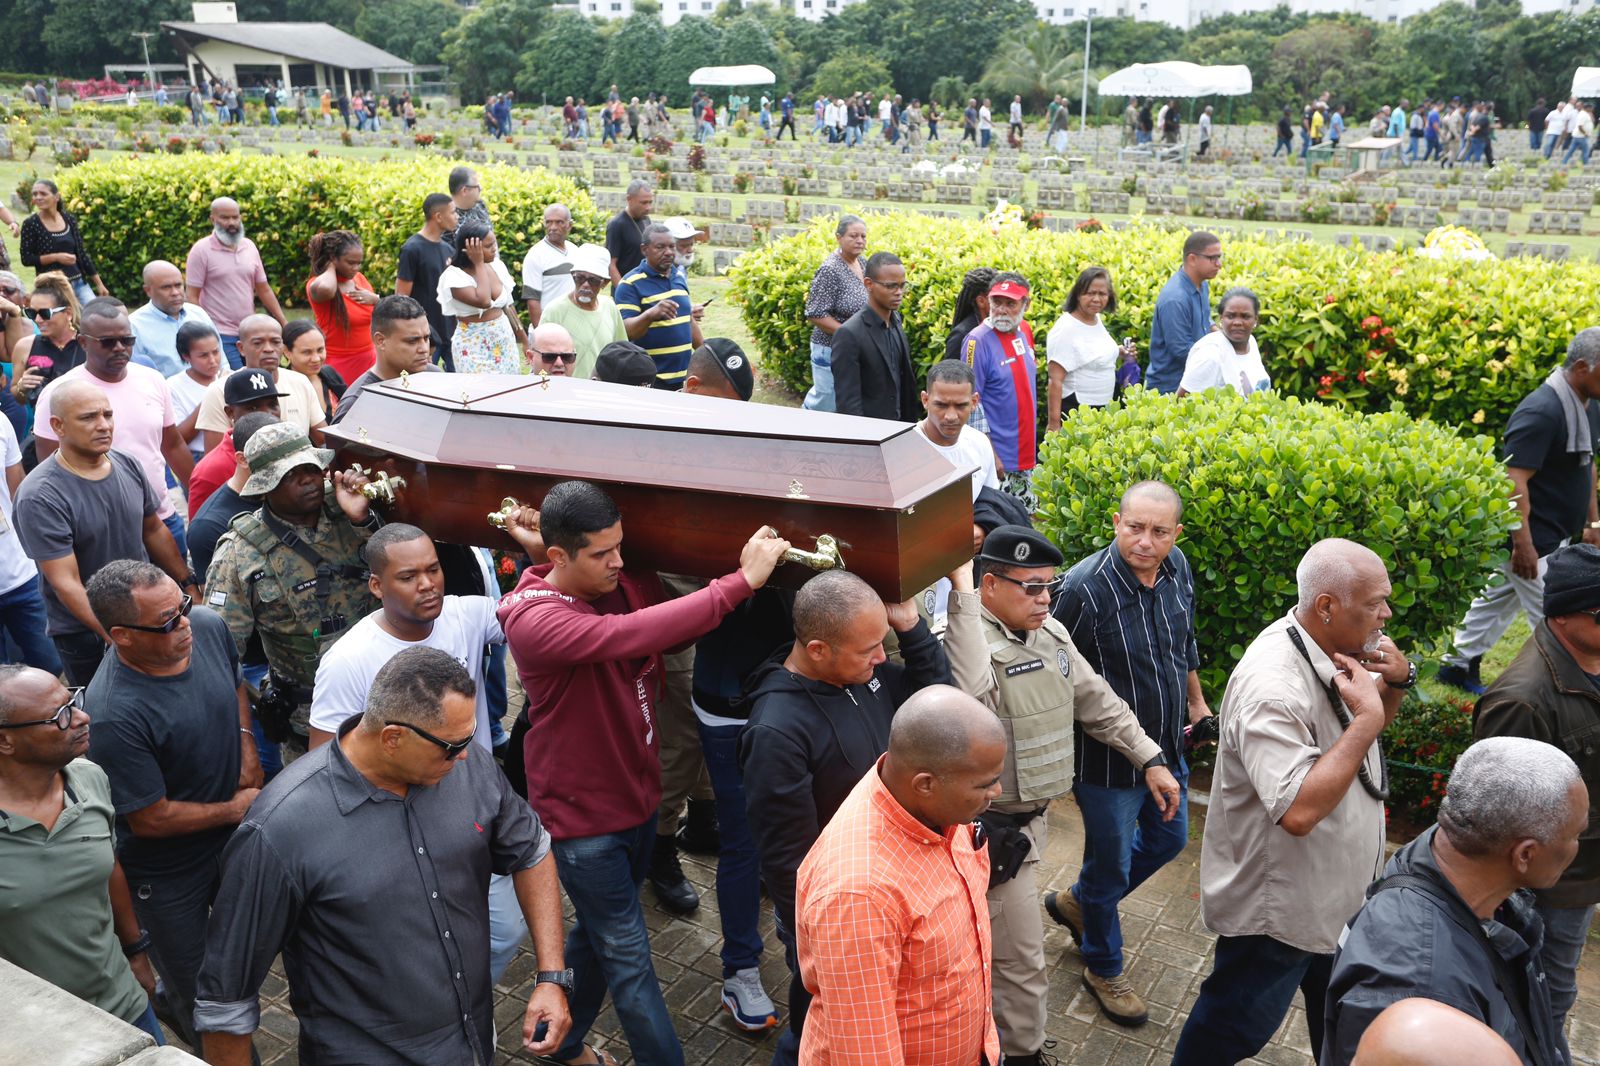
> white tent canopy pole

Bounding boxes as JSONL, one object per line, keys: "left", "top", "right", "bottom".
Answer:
{"left": 688, "top": 64, "right": 776, "bottom": 87}
{"left": 1098, "top": 61, "right": 1253, "bottom": 99}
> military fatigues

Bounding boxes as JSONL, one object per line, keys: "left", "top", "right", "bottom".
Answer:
{"left": 945, "top": 587, "right": 1160, "bottom": 1057}
{"left": 205, "top": 497, "right": 378, "bottom": 744}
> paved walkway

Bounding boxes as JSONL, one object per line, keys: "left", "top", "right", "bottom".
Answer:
{"left": 194, "top": 794, "right": 1600, "bottom": 1065}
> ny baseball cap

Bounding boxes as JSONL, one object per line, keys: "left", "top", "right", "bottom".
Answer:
{"left": 223, "top": 367, "right": 290, "bottom": 406}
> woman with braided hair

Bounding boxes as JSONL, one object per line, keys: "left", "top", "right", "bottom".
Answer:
{"left": 943, "top": 266, "right": 996, "bottom": 364}
{"left": 305, "top": 230, "right": 378, "bottom": 382}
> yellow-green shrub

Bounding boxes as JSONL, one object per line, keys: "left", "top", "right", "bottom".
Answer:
{"left": 730, "top": 214, "right": 1600, "bottom": 433}
{"left": 1035, "top": 390, "right": 1519, "bottom": 694}
{"left": 58, "top": 156, "right": 604, "bottom": 303}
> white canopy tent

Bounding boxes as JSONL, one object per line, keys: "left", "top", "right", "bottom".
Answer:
{"left": 1099, "top": 61, "right": 1253, "bottom": 99}
{"left": 688, "top": 64, "right": 776, "bottom": 87}
{"left": 1572, "top": 67, "right": 1600, "bottom": 97}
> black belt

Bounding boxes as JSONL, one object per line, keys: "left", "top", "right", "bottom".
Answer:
{"left": 982, "top": 804, "right": 1050, "bottom": 829}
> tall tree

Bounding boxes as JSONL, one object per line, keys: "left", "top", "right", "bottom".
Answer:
{"left": 602, "top": 13, "right": 669, "bottom": 98}
{"left": 517, "top": 11, "right": 607, "bottom": 102}
{"left": 981, "top": 25, "right": 1087, "bottom": 111}
{"left": 661, "top": 17, "right": 724, "bottom": 96}
{"left": 442, "top": 0, "right": 549, "bottom": 103}
{"left": 807, "top": 48, "right": 894, "bottom": 100}
{"left": 354, "top": 0, "right": 463, "bottom": 66}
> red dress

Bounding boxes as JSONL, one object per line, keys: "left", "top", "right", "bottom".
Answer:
{"left": 306, "top": 272, "right": 376, "bottom": 383}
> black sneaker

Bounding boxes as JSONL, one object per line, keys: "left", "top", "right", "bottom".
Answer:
{"left": 676, "top": 798, "right": 721, "bottom": 856}
{"left": 1004, "top": 1039, "right": 1061, "bottom": 1066}
{"left": 648, "top": 834, "right": 700, "bottom": 914}
{"left": 1436, "top": 662, "right": 1486, "bottom": 695}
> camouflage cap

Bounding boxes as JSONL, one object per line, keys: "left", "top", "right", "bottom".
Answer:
{"left": 240, "top": 421, "right": 336, "bottom": 497}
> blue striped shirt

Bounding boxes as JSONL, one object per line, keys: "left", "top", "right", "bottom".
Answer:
{"left": 615, "top": 263, "right": 694, "bottom": 386}
{"left": 1053, "top": 542, "right": 1199, "bottom": 787}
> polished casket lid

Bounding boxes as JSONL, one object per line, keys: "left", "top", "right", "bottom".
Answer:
{"left": 331, "top": 372, "right": 971, "bottom": 508}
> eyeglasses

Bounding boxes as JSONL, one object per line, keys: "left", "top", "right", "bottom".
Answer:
{"left": 23, "top": 306, "right": 69, "bottom": 322}
{"left": 384, "top": 720, "right": 476, "bottom": 759}
{"left": 1197, "top": 252, "right": 1225, "bottom": 264}
{"left": 0, "top": 687, "right": 84, "bottom": 731}
{"left": 82, "top": 333, "right": 138, "bottom": 350}
{"left": 115, "top": 594, "right": 193, "bottom": 635}
{"left": 571, "top": 274, "right": 605, "bottom": 288}
{"left": 535, "top": 350, "right": 577, "bottom": 364}
{"left": 990, "top": 573, "right": 1057, "bottom": 597}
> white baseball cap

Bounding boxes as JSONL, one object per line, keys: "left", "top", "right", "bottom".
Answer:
{"left": 662, "top": 217, "right": 700, "bottom": 241}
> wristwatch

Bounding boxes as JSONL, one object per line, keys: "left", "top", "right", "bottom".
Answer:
{"left": 1142, "top": 753, "right": 1170, "bottom": 771}
{"left": 1388, "top": 659, "right": 1419, "bottom": 689}
{"left": 122, "top": 930, "right": 152, "bottom": 958}
{"left": 535, "top": 968, "right": 575, "bottom": 994}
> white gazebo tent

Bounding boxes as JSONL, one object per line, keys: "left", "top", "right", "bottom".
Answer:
{"left": 688, "top": 65, "right": 776, "bottom": 87}
{"left": 1100, "top": 62, "right": 1253, "bottom": 156}
{"left": 1572, "top": 67, "right": 1600, "bottom": 97}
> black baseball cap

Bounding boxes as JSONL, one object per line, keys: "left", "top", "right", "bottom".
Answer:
{"left": 697, "top": 338, "right": 754, "bottom": 402}
{"left": 223, "top": 367, "right": 290, "bottom": 406}
{"left": 594, "top": 341, "right": 657, "bottom": 387}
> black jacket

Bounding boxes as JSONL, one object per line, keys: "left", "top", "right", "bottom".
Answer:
{"left": 1323, "top": 826, "right": 1561, "bottom": 1066}
{"left": 1476, "top": 620, "right": 1600, "bottom": 908}
{"left": 831, "top": 306, "right": 918, "bottom": 423}
{"left": 738, "top": 619, "right": 950, "bottom": 937}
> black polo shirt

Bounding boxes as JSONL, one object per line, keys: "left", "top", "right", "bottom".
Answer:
{"left": 605, "top": 209, "right": 651, "bottom": 278}
{"left": 1502, "top": 384, "right": 1600, "bottom": 555}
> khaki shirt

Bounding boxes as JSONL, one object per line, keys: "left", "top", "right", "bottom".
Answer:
{"left": 1199, "top": 611, "right": 1386, "bottom": 954}
{"left": 945, "top": 588, "right": 1159, "bottom": 806}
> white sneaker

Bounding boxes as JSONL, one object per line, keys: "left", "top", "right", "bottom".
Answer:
{"left": 720, "top": 966, "right": 779, "bottom": 1031}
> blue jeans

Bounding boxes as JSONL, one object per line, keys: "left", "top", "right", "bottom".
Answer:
{"left": 72, "top": 279, "right": 95, "bottom": 306}
{"left": 1564, "top": 136, "right": 1591, "bottom": 165}
{"left": 53, "top": 630, "right": 108, "bottom": 687}
{"left": 980, "top": 129, "right": 991, "bottom": 148}
{"left": 485, "top": 642, "right": 508, "bottom": 750}
{"left": 1545, "top": 132, "right": 1561, "bottom": 158}
{"left": 487, "top": 871, "right": 529, "bottom": 983}
{"left": 130, "top": 852, "right": 227, "bottom": 1048}
{"left": 1422, "top": 137, "right": 1442, "bottom": 161}
{"left": 550, "top": 817, "right": 683, "bottom": 1065}
{"left": 1172, "top": 934, "right": 1332, "bottom": 1066}
{"left": 1464, "top": 138, "right": 1487, "bottom": 164}
{"left": 1536, "top": 900, "right": 1592, "bottom": 1066}
{"left": 0, "top": 576, "right": 62, "bottom": 673}
{"left": 162, "top": 510, "right": 188, "bottom": 566}
{"left": 219, "top": 334, "right": 242, "bottom": 370}
{"left": 1299, "top": 130, "right": 1310, "bottom": 157}
{"left": 267, "top": 107, "right": 279, "bottom": 126}
{"left": 771, "top": 913, "right": 807, "bottom": 1066}
{"left": 131, "top": 1001, "right": 166, "bottom": 1045}
{"left": 802, "top": 341, "right": 836, "bottom": 412}
{"left": 697, "top": 717, "right": 764, "bottom": 974}
{"left": 1532, "top": 129, "right": 1544, "bottom": 150}
{"left": 1071, "top": 774, "right": 1189, "bottom": 977}
{"left": 1273, "top": 136, "right": 1292, "bottom": 156}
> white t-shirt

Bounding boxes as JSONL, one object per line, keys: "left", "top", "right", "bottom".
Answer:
{"left": 1548, "top": 106, "right": 1570, "bottom": 138}
{"left": 522, "top": 239, "right": 575, "bottom": 310}
{"left": 0, "top": 416, "right": 37, "bottom": 595}
{"left": 310, "top": 595, "right": 505, "bottom": 749}
{"left": 1180, "top": 330, "right": 1271, "bottom": 397}
{"left": 1574, "top": 109, "right": 1595, "bottom": 139}
{"left": 32, "top": 364, "right": 178, "bottom": 520}
{"left": 1199, "top": 113, "right": 1212, "bottom": 139}
{"left": 1009, "top": 100, "right": 1023, "bottom": 124}
{"left": 879, "top": 98, "right": 892, "bottom": 122}
{"left": 1046, "top": 312, "right": 1120, "bottom": 407}
{"left": 194, "top": 366, "right": 325, "bottom": 436}
{"left": 437, "top": 260, "right": 517, "bottom": 319}
{"left": 978, "top": 106, "right": 992, "bottom": 131}
{"left": 919, "top": 422, "right": 998, "bottom": 502}
{"left": 166, "top": 369, "right": 213, "bottom": 456}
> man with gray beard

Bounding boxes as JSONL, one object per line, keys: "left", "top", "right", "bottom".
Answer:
{"left": 184, "top": 198, "right": 287, "bottom": 370}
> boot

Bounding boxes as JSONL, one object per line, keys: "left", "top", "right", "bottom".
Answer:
{"left": 1082, "top": 970, "right": 1148, "bottom": 1027}
{"left": 1003, "top": 1041, "right": 1060, "bottom": 1066}
{"left": 648, "top": 833, "right": 699, "bottom": 914}
{"left": 676, "top": 798, "right": 721, "bottom": 856}
{"left": 1043, "top": 888, "right": 1083, "bottom": 946}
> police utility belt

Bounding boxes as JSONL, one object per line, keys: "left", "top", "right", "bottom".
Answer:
{"left": 975, "top": 804, "right": 1050, "bottom": 890}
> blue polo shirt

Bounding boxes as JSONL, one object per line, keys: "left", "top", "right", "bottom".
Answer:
{"left": 1146, "top": 268, "right": 1211, "bottom": 394}
{"left": 615, "top": 263, "right": 694, "bottom": 388}
{"left": 129, "top": 300, "right": 214, "bottom": 379}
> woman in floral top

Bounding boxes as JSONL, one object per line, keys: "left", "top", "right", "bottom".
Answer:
{"left": 801, "top": 215, "right": 869, "bottom": 412}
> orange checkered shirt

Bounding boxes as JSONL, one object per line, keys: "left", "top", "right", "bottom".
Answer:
{"left": 796, "top": 757, "right": 1000, "bottom": 1066}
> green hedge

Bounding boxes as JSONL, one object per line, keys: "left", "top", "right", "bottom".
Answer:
{"left": 729, "top": 214, "right": 1600, "bottom": 433}
{"left": 1034, "top": 389, "right": 1519, "bottom": 695}
{"left": 57, "top": 156, "right": 605, "bottom": 303}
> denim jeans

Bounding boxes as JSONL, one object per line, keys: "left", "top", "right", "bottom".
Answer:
{"left": 131, "top": 851, "right": 227, "bottom": 1048}
{"left": 73, "top": 279, "right": 96, "bottom": 306}
{"left": 550, "top": 817, "right": 684, "bottom": 1065}
{"left": 1071, "top": 774, "right": 1189, "bottom": 977}
{"left": 802, "top": 341, "right": 836, "bottom": 412}
{"left": 131, "top": 1001, "right": 166, "bottom": 1045}
{"left": 1537, "top": 900, "right": 1592, "bottom": 1065}
{"left": 1546, "top": 133, "right": 1561, "bottom": 158}
{"left": 1172, "top": 934, "right": 1332, "bottom": 1066}
{"left": 770, "top": 914, "right": 809, "bottom": 1066}
{"left": 484, "top": 642, "right": 508, "bottom": 750}
{"left": 1563, "top": 136, "right": 1592, "bottom": 166}
{"left": 219, "top": 334, "right": 243, "bottom": 371}
{"left": 696, "top": 717, "right": 764, "bottom": 974}
{"left": 487, "top": 871, "right": 529, "bottom": 983}
{"left": 1422, "top": 137, "right": 1442, "bottom": 162}
{"left": 162, "top": 510, "right": 188, "bottom": 566}
{"left": 1465, "top": 139, "right": 1487, "bottom": 164}
{"left": 1531, "top": 129, "right": 1544, "bottom": 150}
{"left": 53, "top": 629, "right": 108, "bottom": 687}
{"left": 1273, "top": 136, "right": 1292, "bottom": 156}
{"left": 0, "top": 576, "right": 63, "bottom": 673}
{"left": 980, "top": 129, "right": 992, "bottom": 149}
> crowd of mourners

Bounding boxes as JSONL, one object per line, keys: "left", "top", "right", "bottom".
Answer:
{"left": 0, "top": 154, "right": 1596, "bottom": 1066}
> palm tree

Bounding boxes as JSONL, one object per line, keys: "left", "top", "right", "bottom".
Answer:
{"left": 981, "top": 26, "right": 1096, "bottom": 113}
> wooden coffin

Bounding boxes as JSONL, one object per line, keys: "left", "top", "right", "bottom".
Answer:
{"left": 324, "top": 373, "right": 974, "bottom": 601}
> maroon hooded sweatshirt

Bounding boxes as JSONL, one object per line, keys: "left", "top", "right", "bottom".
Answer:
{"left": 498, "top": 563, "right": 753, "bottom": 840}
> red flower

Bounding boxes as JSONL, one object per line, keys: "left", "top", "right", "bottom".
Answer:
{"left": 1324, "top": 294, "right": 1337, "bottom": 304}
{"left": 1357, "top": 370, "right": 1368, "bottom": 383}
{"left": 1360, "top": 315, "right": 1383, "bottom": 329}
{"left": 498, "top": 556, "right": 517, "bottom": 575}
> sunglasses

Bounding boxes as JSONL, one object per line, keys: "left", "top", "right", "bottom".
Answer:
{"left": 0, "top": 687, "right": 84, "bottom": 731}
{"left": 115, "top": 594, "right": 193, "bottom": 635}
{"left": 991, "top": 573, "right": 1057, "bottom": 597}
{"left": 385, "top": 720, "right": 476, "bottom": 759}
{"left": 536, "top": 350, "right": 577, "bottom": 364}
{"left": 24, "top": 305, "right": 70, "bottom": 322}
{"left": 82, "top": 333, "right": 138, "bottom": 350}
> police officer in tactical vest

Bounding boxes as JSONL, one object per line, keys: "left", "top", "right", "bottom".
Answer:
{"left": 945, "top": 526, "right": 1181, "bottom": 1066}
{"left": 204, "top": 422, "right": 379, "bottom": 751}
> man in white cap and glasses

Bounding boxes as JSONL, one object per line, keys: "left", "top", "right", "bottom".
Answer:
{"left": 662, "top": 218, "right": 701, "bottom": 276}
{"left": 538, "top": 243, "right": 627, "bottom": 380}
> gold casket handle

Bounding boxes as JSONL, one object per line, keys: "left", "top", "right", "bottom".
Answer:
{"left": 487, "top": 497, "right": 523, "bottom": 531}
{"left": 358, "top": 471, "right": 407, "bottom": 504}
{"left": 783, "top": 534, "right": 844, "bottom": 572}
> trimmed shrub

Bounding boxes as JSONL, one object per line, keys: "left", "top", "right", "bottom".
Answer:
{"left": 1033, "top": 390, "right": 1518, "bottom": 695}
{"left": 729, "top": 213, "right": 1600, "bottom": 434}
{"left": 57, "top": 156, "right": 604, "bottom": 304}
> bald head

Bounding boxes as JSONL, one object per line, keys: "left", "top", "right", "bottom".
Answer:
{"left": 1352, "top": 999, "right": 1520, "bottom": 1066}
{"left": 238, "top": 314, "right": 284, "bottom": 372}
{"left": 209, "top": 196, "right": 239, "bottom": 216}
{"left": 210, "top": 197, "right": 243, "bottom": 245}
{"left": 141, "top": 260, "right": 187, "bottom": 315}
{"left": 793, "top": 571, "right": 881, "bottom": 646}
{"left": 888, "top": 685, "right": 1005, "bottom": 775}
{"left": 1119, "top": 480, "right": 1182, "bottom": 522}
{"left": 531, "top": 322, "right": 577, "bottom": 375}
{"left": 50, "top": 379, "right": 109, "bottom": 421}
{"left": 1295, "top": 537, "right": 1393, "bottom": 656}
{"left": 1296, "top": 538, "right": 1386, "bottom": 612}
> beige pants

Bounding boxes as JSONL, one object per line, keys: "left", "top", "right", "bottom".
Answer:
{"left": 989, "top": 810, "right": 1049, "bottom": 1057}
{"left": 656, "top": 658, "right": 710, "bottom": 836}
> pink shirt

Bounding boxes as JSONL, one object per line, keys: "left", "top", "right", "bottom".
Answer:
{"left": 33, "top": 364, "right": 178, "bottom": 519}
{"left": 184, "top": 234, "right": 268, "bottom": 335}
